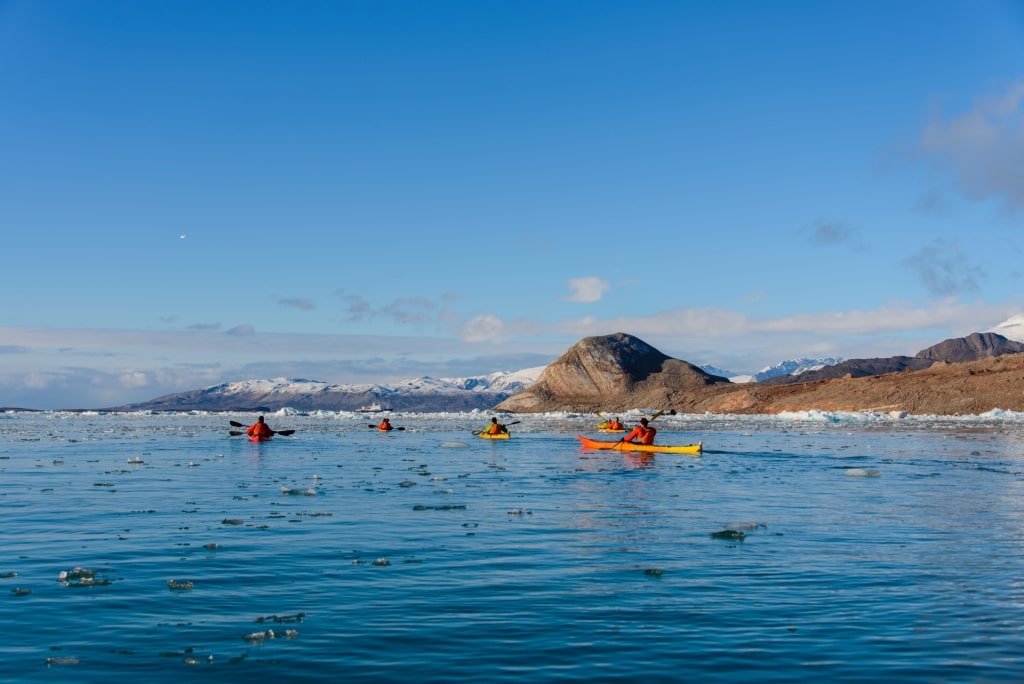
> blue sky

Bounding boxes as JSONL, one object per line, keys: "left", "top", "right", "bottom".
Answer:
{"left": 2, "top": 1, "right": 1024, "bottom": 409}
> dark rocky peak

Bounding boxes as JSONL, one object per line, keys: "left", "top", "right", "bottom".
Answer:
{"left": 915, "top": 332, "right": 1024, "bottom": 363}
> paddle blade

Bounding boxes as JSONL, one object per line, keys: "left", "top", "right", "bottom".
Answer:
{"left": 274, "top": 430, "right": 295, "bottom": 436}
{"left": 229, "top": 420, "right": 245, "bottom": 428}
{"left": 229, "top": 431, "right": 246, "bottom": 436}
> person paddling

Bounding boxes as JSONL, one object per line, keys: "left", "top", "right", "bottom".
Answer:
{"left": 378, "top": 418, "right": 393, "bottom": 431}
{"left": 607, "top": 417, "right": 624, "bottom": 430}
{"left": 482, "top": 417, "right": 508, "bottom": 435}
{"left": 623, "top": 417, "right": 656, "bottom": 445}
{"left": 247, "top": 415, "right": 274, "bottom": 440}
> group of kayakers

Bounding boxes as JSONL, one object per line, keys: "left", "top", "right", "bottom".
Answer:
{"left": 597, "top": 416, "right": 625, "bottom": 431}
{"left": 248, "top": 414, "right": 658, "bottom": 446}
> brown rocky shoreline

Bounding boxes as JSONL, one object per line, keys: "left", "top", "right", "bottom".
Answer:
{"left": 494, "top": 333, "right": 1024, "bottom": 416}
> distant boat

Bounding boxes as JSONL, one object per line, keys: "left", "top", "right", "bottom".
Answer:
{"left": 357, "top": 402, "right": 391, "bottom": 413}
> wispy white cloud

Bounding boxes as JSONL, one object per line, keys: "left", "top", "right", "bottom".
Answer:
{"left": 460, "top": 314, "right": 506, "bottom": 342}
{"left": 279, "top": 297, "right": 315, "bottom": 311}
{"left": 2, "top": 296, "right": 1021, "bottom": 409}
{"left": 382, "top": 298, "right": 435, "bottom": 325}
{"left": 805, "top": 219, "right": 866, "bottom": 251}
{"left": 919, "top": 82, "right": 1024, "bottom": 211}
{"left": 564, "top": 276, "right": 610, "bottom": 303}
{"left": 903, "top": 241, "right": 984, "bottom": 296}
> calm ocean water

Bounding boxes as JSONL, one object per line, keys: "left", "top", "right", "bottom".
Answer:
{"left": 1, "top": 409, "right": 1023, "bottom": 683}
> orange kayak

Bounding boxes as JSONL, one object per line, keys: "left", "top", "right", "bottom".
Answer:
{"left": 577, "top": 434, "right": 701, "bottom": 454}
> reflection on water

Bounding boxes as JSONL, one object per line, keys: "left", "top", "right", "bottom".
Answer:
{"left": 1, "top": 410, "right": 1023, "bottom": 682}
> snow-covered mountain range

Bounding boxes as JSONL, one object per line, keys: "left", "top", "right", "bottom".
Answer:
{"left": 703, "top": 357, "right": 845, "bottom": 384}
{"left": 116, "top": 367, "right": 547, "bottom": 413}
{"left": 115, "top": 315, "right": 1024, "bottom": 413}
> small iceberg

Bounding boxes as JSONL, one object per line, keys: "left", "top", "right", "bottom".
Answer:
{"left": 844, "top": 468, "right": 881, "bottom": 477}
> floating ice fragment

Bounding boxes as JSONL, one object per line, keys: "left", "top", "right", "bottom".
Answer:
{"left": 243, "top": 630, "right": 274, "bottom": 644}
{"left": 440, "top": 441, "right": 469, "bottom": 448}
{"left": 725, "top": 521, "right": 764, "bottom": 531}
{"left": 45, "top": 656, "right": 79, "bottom": 666}
{"left": 372, "top": 558, "right": 390, "bottom": 566}
{"left": 58, "top": 567, "right": 95, "bottom": 581}
{"left": 710, "top": 530, "right": 746, "bottom": 540}
{"left": 167, "top": 579, "right": 194, "bottom": 591}
{"left": 844, "top": 468, "right": 881, "bottom": 477}
{"left": 281, "top": 487, "right": 316, "bottom": 496}
{"left": 255, "top": 612, "right": 305, "bottom": 623}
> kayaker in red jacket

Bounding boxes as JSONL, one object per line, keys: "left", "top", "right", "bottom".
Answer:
{"left": 247, "top": 416, "right": 274, "bottom": 439}
{"left": 623, "top": 418, "right": 656, "bottom": 445}
{"left": 378, "top": 418, "right": 393, "bottom": 431}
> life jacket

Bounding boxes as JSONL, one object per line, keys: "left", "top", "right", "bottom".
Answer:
{"left": 248, "top": 422, "right": 273, "bottom": 438}
{"left": 625, "top": 425, "right": 656, "bottom": 445}
{"left": 379, "top": 421, "right": 392, "bottom": 431}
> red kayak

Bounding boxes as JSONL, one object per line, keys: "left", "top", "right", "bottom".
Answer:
{"left": 249, "top": 435, "right": 273, "bottom": 442}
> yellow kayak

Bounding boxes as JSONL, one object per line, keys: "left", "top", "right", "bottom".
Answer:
{"left": 577, "top": 435, "right": 701, "bottom": 455}
{"left": 478, "top": 432, "right": 510, "bottom": 440}
{"left": 597, "top": 428, "right": 626, "bottom": 433}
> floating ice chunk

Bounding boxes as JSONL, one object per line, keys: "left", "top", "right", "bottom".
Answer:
{"left": 725, "top": 521, "right": 764, "bottom": 531}
{"left": 710, "top": 530, "right": 745, "bottom": 540}
{"left": 243, "top": 630, "right": 274, "bottom": 644}
{"left": 440, "top": 441, "right": 469, "bottom": 448}
{"left": 167, "top": 579, "right": 194, "bottom": 590}
{"left": 58, "top": 567, "right": 95, "bottom": 582}
{"left": 372, "top": 558, "right": 390, "bottom": 566}
{"left": 281, "top": 487, "right": 316, "bottom": 496}
{"left": 844, "top": 468, "right": 881, "bottom": 477}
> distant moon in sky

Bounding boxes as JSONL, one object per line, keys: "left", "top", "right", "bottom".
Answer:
{"left": 180, "top": 234, "right": 187, "bottom": 239}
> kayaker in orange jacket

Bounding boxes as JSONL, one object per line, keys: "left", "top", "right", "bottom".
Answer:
{"left": 607, "top": 417, "right": 624, "bottom": 430}
{"left": 623, "top": 418, "right": 656, "bottom": 445}
{"left": 483, "top": 417, "right": 508, "bottom": 435}
{"left": 378, "top": 418, "right": 393, "bottom": 431}
{"left": 247, "top": 416, "right": 274, "bottom": 439}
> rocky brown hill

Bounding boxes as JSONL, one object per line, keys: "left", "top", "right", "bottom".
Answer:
{"left": 493, "top": 333, "right": 730, "bottom": 413}
{"left": 494, "top": 332, "right": 1024, "bottom": 415}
